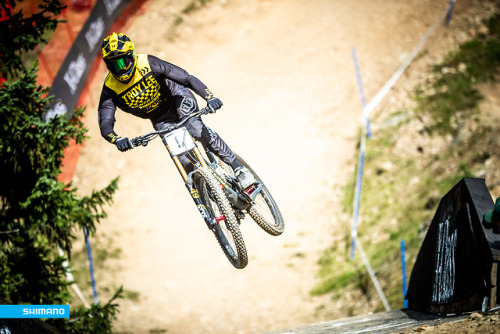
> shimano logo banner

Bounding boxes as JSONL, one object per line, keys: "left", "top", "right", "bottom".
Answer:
{"left": 0, "top": 305, "right": 70, "bottom": 318}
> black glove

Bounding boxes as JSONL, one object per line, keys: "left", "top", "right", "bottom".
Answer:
{"left": 207, "top": 97, "right": 223, "bottom": 113}
{"left": 115, "top": 137, "right": 133, "bottom": 152}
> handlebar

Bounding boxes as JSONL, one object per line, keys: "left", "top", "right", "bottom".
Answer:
{"left": 130, "top": 106, "right": 211, "bottom": 147}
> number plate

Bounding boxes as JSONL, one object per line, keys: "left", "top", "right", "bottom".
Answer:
{"left": 164, "top": 127, "right": 196, "bottom": 156}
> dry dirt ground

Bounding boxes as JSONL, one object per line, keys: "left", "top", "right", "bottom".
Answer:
{"left": 400, "top": 311, "right": 500, "bottom": 334}
{"left": 72, "top": 0, "right": 498, "bottom": 333}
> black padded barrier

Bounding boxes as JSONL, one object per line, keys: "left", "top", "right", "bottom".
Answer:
{"left": 407, "top": 178, "right": 500, "bottom": 314}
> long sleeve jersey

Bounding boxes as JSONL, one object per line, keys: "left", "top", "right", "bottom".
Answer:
{"left": 97, "top": 54, "right": 214, "bottom": 143}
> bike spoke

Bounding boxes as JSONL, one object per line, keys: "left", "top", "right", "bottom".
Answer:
{"left": 254, "top": 194, "right": 275, "bottom": 223}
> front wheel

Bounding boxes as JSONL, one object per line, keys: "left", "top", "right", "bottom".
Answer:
{"left": 193, "top": 166, "right": 248, "bottom": 269}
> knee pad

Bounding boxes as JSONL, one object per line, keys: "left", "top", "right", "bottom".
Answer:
{"left": 201, "top": 126, "right": 218, "bottom": 144}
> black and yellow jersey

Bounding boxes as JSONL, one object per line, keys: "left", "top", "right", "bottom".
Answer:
{"left": 98, "top": 54, "right": 214, "bottom": 143}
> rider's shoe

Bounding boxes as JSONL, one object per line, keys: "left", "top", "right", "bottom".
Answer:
{"left": 235, "top": 167, "right": 256, "bottom": 189}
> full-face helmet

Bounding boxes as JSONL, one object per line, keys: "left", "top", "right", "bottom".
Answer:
{"left": 101, "top": 32, "right": 137, "bottom": 83}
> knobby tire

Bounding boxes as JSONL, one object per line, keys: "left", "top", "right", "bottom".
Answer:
{"left": 194, "top": 166, "right": 248, "bottom": 269}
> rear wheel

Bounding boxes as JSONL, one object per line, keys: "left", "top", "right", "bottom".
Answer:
{"left": 213, "top": 153, "right": 284, "bottom": 236}
{"left": 247, "top": 184, "right": 284, "bottom": 236}
{"left": 193, "top": 166, "right": 248, "bottom": 269}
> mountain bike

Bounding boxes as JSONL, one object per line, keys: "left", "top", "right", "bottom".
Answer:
{"left": 130, "top": 107, "right": 284, "bottom": 269}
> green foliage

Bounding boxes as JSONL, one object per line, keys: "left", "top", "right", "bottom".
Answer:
{"left": 415, "top": 13, "right": 500, "bottom": 134}
{"left": 172, "top": 0, "right": 213, "bottom": 29}
{"left": 0, "top": 1, "right": 122, "bottom": 332}
{"left": 182, "top": 0, "right": 213, "bottom": 14}
{"left": 49, "top": 287, "right": 123, "bottom": 333}
{"left": 311, "top": 254, "right": 360, "bottom": 296}
{"left": 0, "top": 0, "right": 66, "bottom": 79}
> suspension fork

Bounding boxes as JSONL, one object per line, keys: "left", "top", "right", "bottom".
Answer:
{"left": 163, "top": 138, "right": 215, "bottom": 229}
{"left": 185, "top": 175, "right": 216, "bottom": 229}
{"left": 163, "top": 139, "right": 207, "bottom": 182}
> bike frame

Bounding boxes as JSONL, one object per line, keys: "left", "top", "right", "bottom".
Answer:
{"left": 131, "top": 108, "right": 263, "bottom": 229}
{"left": 130, "top": 107, "right": 283, "bottom": 268}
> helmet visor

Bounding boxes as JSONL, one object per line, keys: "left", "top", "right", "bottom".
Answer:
{"left": 105, "top": 52, "right": 135, "bottom": 76}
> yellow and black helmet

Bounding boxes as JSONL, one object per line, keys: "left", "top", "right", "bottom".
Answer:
{"left": 101, "top": 32, "right": 137, "bottom": 83}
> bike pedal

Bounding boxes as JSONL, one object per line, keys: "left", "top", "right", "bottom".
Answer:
{"left": 235, "top": 210, "right": 245, "bottom": 221}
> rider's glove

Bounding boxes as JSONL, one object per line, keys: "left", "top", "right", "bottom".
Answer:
{"left": 207, "top": 97, "right": 223, "bottom": 113}
{"left": 115, "top": 137, "right": 133, "bottom": 152}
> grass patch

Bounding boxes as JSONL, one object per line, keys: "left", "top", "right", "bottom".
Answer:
{"left": 123, "top": 289, "right": 140, "bottom": 302}
{"left": 169, "top": 0, "right": 214, "bottom": 39}
{"left": 149, "top": 329, "right": 168, "bottom": 333}
{"left": 415, "top": 13, "right": 500, "bottom": 135}
{"left": 182, "top": 0, "right": 213, "bottom": 14}
{"left": 173, "top": 0, "right": 214, "bottom": 25}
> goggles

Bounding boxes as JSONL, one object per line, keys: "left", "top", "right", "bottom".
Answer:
{"left": 105, "top": 52, "right": 135, "bottom": 76}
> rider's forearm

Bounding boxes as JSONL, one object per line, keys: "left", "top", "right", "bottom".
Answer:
{"left": 185, "top": 75, "right": 214, "bottom": 101}
{"left": 99, "top": 118, "right": 120, "bottom": 143}
{"left": 98, "top": 91, "right": 121, "bottom": 143}
{"left": 98, "top": 108, "right": 119, "bottom": 143}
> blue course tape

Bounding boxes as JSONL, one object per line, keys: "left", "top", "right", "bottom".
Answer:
{"left": 401, "top": 239, "right": 408, "bottom": 308}
{"left": 350, "top": 140, "right": 366, "bottom": 260}
{"left": 351, "top": 47, "right": 372, "bottom": 138}
{"left": 350, "top": 47, "right": 371, "bottom": 259}
{"left": 445, "top": 0, "right": 456, "bottom": 27}
{"left": 84, "top": 226, "right": 99, "bottom": 305}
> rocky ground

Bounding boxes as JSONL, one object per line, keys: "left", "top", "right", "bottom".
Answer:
{"left": 399, "top": 311, "right": 500, "bottom": 334}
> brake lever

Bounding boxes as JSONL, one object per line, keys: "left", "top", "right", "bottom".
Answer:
{"left": 131, "top": 138, "right": 141, "bottom": 147}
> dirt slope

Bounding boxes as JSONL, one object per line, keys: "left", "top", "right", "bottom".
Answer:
{"left": 72, "top": 0, "right": 489, "bottom": 333}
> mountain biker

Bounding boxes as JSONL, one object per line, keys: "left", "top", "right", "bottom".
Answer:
{"left": 97, "top": 32, "right": 256, "bottom": 189}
